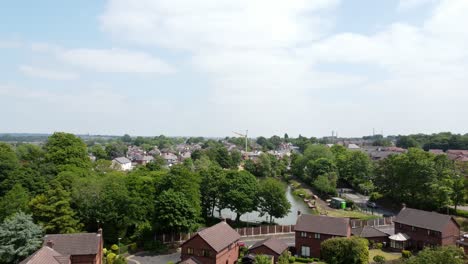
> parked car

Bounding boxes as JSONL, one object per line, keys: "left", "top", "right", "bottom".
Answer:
{"left": 366, "top": 201, "right": 377, "bottom": 208}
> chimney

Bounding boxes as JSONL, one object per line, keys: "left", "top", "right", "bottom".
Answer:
{"left": 97, "top": 228, "right": 103, "bottom": 235}
{"left": 46, "top": 240, "right": 54, "bottom": 248}
{"left": 401, "top": 203, "right": 406, "bottom": 210}
{"left": 297, "top": 210, "right": 301, "bottom": 216}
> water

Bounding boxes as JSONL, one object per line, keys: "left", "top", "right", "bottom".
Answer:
{"left": 218, "top": 185, "right": 313, "bottom": 225}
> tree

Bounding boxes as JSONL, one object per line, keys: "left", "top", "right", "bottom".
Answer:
{"left": 254, "top": 254, "right": 272, "bottom": 264}
{"left": 221, "top": 171, "right": 258, "bottom": 222}
{"left": 0, "top": 212, "right": 43, "bottom": 264}
{"left": 405, "top": 246, "right": 464, "bottom": 264}
{"left": 0, "top": 142, "right": 18, "bottom": 183}
{"left": 0, "top": 184, "right": 30, "bottom": 221}
{"left": 44, "top": 132, "right": 91, "bottom": 172}
{"left": 257, "top": 178, "right": 291, "bottom": 222}
{"left": 335, "top": 150, "right": 373, "bottom": 189}
{"left": 29, "top": 182, "right": 82, "bottom": 233}
{"left": 278, "top": 251, "right": 290, "bottom": 264}
{"left": 154, "top": 189, "right": 198, "bottom": 232}
{"left": 313, "top": 173, "right": 337, "bottom": 196}
{"left": 15, "top": 144, "right": 45, "bottom": 168}
{"left": 396, "top": 136, "right": 420, "bottom": 149}
{"left": 105, "top": 142, "right": 128, "bottom": 159}
{"left": 320, "top": 236, "right": 369, "bottom": 264}
{"left": 90, "top": 145, "right": 108, "bottom": 160}
{"left": 451, "top": 176, "right": 466, "bottom": 211}
{"left": 200, "top": 164, "right": 225, "bottom": 219}
{"left": 121, "top": 134, "right": 132, "bottom": 143}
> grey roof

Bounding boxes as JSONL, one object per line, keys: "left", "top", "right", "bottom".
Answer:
{"left": 20, "top": 246, "right": 67, "bottom": 264}
{"left": 184, "top": 222, "right": 240, "bottom": 252}
{"left": 44, "top": 232, "right": 101, "bottom": 255}
{"left": 395, "top": 207, "right": 457, "bottom": 232}
{"left": 352, "top": 226, "right": 389, "bottom": 238}
{"left": 295, "top": 214, "right": 350, "bottom": 236}
{"left": 250, "top": 237, "right": 288, "bottom": 255}
{"left": 113, "top": 157, "right": 131, "bottom": 164}
{"left": 181, "top": 257, "right": 202, "bottom": 264}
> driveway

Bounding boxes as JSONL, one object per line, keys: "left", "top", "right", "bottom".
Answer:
{"left": 127, "top": 251, "right": 181, "bottom": 264}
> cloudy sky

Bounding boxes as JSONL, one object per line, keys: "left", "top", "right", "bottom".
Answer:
{"left": 1, "top": 0, "right": 467, "bottom": 137}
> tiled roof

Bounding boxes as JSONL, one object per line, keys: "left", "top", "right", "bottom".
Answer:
{"left": 180, "top": 257, "right": 202, "bottom": 264}
{"left": 114, "top": 157, "right": 131, "bottom": 164}
{"left": 395, "top": 207, "right": 456, "bottom": 232}
{"left": 20, "top": 246, "right": 68, "bottom": 264}
{"left": 44, "top": 232, "right": 101, "bottom": 255}
{"left": 250, "top": 237, "right": 288, "bottom": 255}
{"left": 352, "top": 226, "right": 388, "bottom": 238}
{"left": 295, "top": 214, "right": 350, "bottom": 236}
{"left": 184, "top": 222, "right": 240, "bottom": 252}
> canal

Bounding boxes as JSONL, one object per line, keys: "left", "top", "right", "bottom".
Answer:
{"left": 219, "top": 185, "right": 313, "bottom": 225}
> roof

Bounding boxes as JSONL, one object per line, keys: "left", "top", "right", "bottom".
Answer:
{"left": 250, "top": 237, "right": 288, "bottom": 255}
{"left": 20, "top": 246, "right": 69, "bottom": 264}
{"left": 394, "top": 207, "right": 457, "bottom": 232}
{"left": 295, "top": 214, "right": 350, "bottom": 236}
{"left": 352, "top": 226, "right": 389, "bottom": 238}
{"left": 43, "top": 232, "right": 101, "bottom": 256}
{"left": 113, "top": 157, "right": 131, "bottom": 164}
{"left": 389, "top": 232, "right": 410, "bottom": 241}
{"left": 180, "top": 257, "right": 202, "bottom": 264}
{"left": 183, "top": 221, "right": 240, "bottom": 252}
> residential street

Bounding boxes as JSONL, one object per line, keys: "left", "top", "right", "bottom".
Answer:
{"left": 338, "top": 188, "right": 396, "bottom": 216}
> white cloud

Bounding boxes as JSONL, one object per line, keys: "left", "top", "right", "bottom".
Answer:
{"left": 58, "top": 48, "right": 175, "bottom": 74}
{"left": 398, "top": 0, "right": 438, "bottom": 11}
{"left": 19, "top": 65, "right": 79, "bottom": 80}
{"left": 0, "top": 40, "right": 22, "bottom": 49}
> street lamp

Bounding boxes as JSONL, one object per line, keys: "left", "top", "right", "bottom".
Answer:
{"left": 118, "top": 238, "right": 122, "bottom": 256}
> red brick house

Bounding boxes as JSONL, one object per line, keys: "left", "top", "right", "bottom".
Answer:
{"left": 392, "top": 207, "right": 460, "bottom": 250}
{"left": 351, "top": 225, "right": 389, "bottom": 245}
{"left": 181, "top": 221, "right": 240, "bottom": 264}
{"left": 295, "top": 214, "right": 351, "bottom": 258}
{"left": 21, "top": 230, "right": 103, "bottom": 264}
{"left": 248, "top": 237, "right": 288, "bottom": 262}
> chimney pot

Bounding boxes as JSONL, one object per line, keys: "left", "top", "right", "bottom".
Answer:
{"left": 46, "top": 240, "right": 54, "bottom": 248}
{"left": 297, "top": 210, "right": 301, "bottom": 216}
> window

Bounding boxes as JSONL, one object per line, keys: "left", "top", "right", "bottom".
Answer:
{"left": 301, "top": 246, "right": 310, "bottom": 257}
{"left": 411, "top": 226, "right": 415, "bottom": 232}
{"left": 202, "top": 249, "right": 211, "bottom": 257}
{"left": 187, "top": 247, "right": 194, "bottom": 255}
{"left": 314, "top": 233, "right": 321, "bottom": 239}
{"left": 300, "top": 232, "right": 307, "bottom": 238}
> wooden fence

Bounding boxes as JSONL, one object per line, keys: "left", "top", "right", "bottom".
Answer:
{"left": 154, "top": 217, "right": 394, "bottom": 244}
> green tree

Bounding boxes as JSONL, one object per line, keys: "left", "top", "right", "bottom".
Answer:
{"left": 44, "top": 132, "right": 91, "bottom": 172}
{"left": 320, "top": 236, "right": 369, "bottom": 264}
{"left": 90, "top": 145, "right": 108, "bottom": 160}
{"left": 335, "top": 150, "right": 373, "bottom": 190}
{"left": 0, "top": 212, "right": 43, "bottom": 264}
{"left": 105, "top": 142, "right": 128, "bottom": 159}
{"left": 451, "top": 176, "right": 466, "bottom": 211}
{"left": 257, "top": 178, "right": 291, "bottom": 222}
{"left": 372, "top": 255, "right": 385, "bottom": 264}
{"left": 15, "top": 144, "right": 45, "bottom": 168}
{"left": 0, "top": 142, "right": 19, "bottom": 183}
{"left": 396, "top": 136, "right": 420, "bottom": 149}
{"left": 278, "top": 251, "right": 290, "bottom": 264}
{"left": 30, "top": 182, "right": 82, "bottom": 233}
{"left": 0, "top": 184, "right": 30, "bottom": 221}
{"left": 254, "top": 254, "right": 272, "bottom": 264}
{"left": 121, "top": 134, "right": 132, "bottom": 143}
{"left": 154, "top": 189, "right": 198, "bottom": 232}
{"left": 313, "top": 173, "right": 337, "bottom": 196}
{"left": 200, "top": 164, "right": 225, "bottom": 219}
{"left": 405, "top": 246, "right": 464, "bottom": 264}
{"left": 221, "top": 171, "right": 258, "bottom": 222}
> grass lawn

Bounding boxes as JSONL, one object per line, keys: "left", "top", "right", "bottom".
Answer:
{"left": 455, "top": 216, "right": 468, "bottom": 232}
{"left": 368, "top": 249, "right": 401, "bottom": 263}
{"left": 325, "top": 209, "right": 380, "bottom": 220}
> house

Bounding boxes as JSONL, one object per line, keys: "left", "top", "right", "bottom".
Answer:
{"left": 21, "top": 230, "right": 103, "bottom": 264}
{"left": 134, "top": 154, "right": 154, "bottom": 165}
{"left": 347, "top": 143, "right": 361, "bottom": 150}
{"left": 112, "top": 157, "right": 132, "bottom": 171}
{"left": 295, "top": 214, "right": 351, "bottom": 258}
{"left": 181, "top": 221, "right": 240, "bottom": 264}
{"left": 161, "top": 152, "right": 178, "bottom": 165}
{"left": 391, "top": 206, "right": 460, "bottom": 250}
{"left": 179, "top": 151, "right": 192, "bottom": 161}
{"left": 248, "top": 237, "right": 288, "bottom": 262}
{"left": 352, "top": 226, "right": 389, "bottom": 245}
{"left": 428, "top": 149, "right": 445, "bottom": 155}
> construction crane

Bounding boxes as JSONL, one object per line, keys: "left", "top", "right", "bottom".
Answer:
{"left": 233, "top": 130, "right": 248, "bottom": 152}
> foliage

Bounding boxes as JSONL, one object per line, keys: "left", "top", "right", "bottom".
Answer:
{"left": 111, "top": 244, "right": 119, "bottom": 252}
{"left": 200, "top": 163, "right": 225, "bottom": 219}
{"left": 0, "top": 142, "right": 18, "bottom": 183}
{"left": 312, "top": 173, "right": 337, "bottom": 196}
{"left": 221, "top": 170, "right": 259, "bottom": 222}
{"left": 0, "top": 212, "right": 43, "bottom": 264}
{"left": 0, "top": 184, "right": 30, "bottom": 221}
{"left": 257, "top": 178, "right": 291, "bottom": 222}
{"left": 154, "top": 189, "right": 199, "bottom": 232}
{"left": 277, "top": 251, "right": 290, "bottom": 264}
{"left": 321, "top": 236, "right": 369, "bottom": 264}
{"left": 401, "top": 250, "right": 412, "bottom": 259}
{"left": 30, "top": 181, "right": 82, "bottom": 233}
{"left": 44, "top": 132, "right": 91, "bottom": 172}
{"left": 254, "top": 254, "right": 272, "bottom": 264}
{"left": 372, "top": 255, "right": 385, "bottom": 264}
{"left": 405, "top": 246, "right": 464, "bottom": 264}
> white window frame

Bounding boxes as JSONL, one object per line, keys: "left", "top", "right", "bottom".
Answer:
{"left": 301, "top": 246, "right": 310, "bottom": 257}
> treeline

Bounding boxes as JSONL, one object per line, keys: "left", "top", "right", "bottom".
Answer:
{"left": 0, "top": 132, "right": 292, "bottom": 259}
{"left": 291, "top": 144, "right": 468, "bottom": 211}
{"left": 396, "top": 132, "right": 468, "bottom": 150}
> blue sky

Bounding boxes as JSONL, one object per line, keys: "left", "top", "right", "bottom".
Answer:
{"left": 1, "top": 0, "right": 467, "bottom": 137}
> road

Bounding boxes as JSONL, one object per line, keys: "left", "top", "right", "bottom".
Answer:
{"left": 338, "top": 188, "right": 395, "bottom": 217}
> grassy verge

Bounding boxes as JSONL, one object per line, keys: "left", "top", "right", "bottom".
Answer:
{"left": 455, "top": 216, "right": 468, "bottom": 232}
{"left": 324, "top": 209, "right": 380, "bottom": 220}
{"left": 368, "top": 249, "right": 401, "bottom": 263}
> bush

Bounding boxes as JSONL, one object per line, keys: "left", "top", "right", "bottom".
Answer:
{"left": 402, "top": 250, "right": 412, "bottom": 259}
{"left": 294, "top": 257, "right": 315, "bottom": 263}
{"left": 288, "top": 256, "right": 295, "bottom": 263}
{"left": 106, "top": 252, "right": 117, "bottom": 264}
{"left": 369, "top": 192, "right": 383, "bottom": 201}
{"left": 114, "top": 256, "right": 127, "bottom": 264}
{"left": 373, "top": 255, "right": 385, "bottom": 264}
{"left": 375, "top": 243, "right": 383, "bottom": 250}
{"left": 321, "top": 236, "right": 369, "bottom": 264}
{"left": 448, "top": 207, "right": 468, "bottom": 218}
{"left": 128, "top": 242, "right": 137, "bottom": 252}
{"left": 111, "top": 244, "right": 119, "bottom": 252}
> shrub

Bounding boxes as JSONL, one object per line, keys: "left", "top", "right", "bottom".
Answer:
{"left": 402, "top": 250, "right": 412, "bottom": 259}
{"left": 106, "top": 252, "right": 117, "bottom": 264}
{"left": 294, "top": 257, "right": 315, "bottom": 263}
{"left": 288, "top": 256, "right": 295, "bottom": 263}
{"left": 114, "top": 256, "right": 127, "bottom": 264}
{"left": 369, "top": 192, "right": 383, "bottom": 201}
{"left": 128, "top": 242, "right": 137, "bottom": 252}
{"left": 375, "top": 243, "right": 383, "bottom": 250}
{"left": 111, "top": 244, "right": 119, "bottom": 252}
{"left": 373, "top": 255, "right": 385, "bottom": 264}
{"left": 321, "top": 236, "right": 369, "bottom": 264}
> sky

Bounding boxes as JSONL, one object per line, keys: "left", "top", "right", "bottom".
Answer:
{"left": 1, "top": 0, "right": 467, "bottom": 138}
